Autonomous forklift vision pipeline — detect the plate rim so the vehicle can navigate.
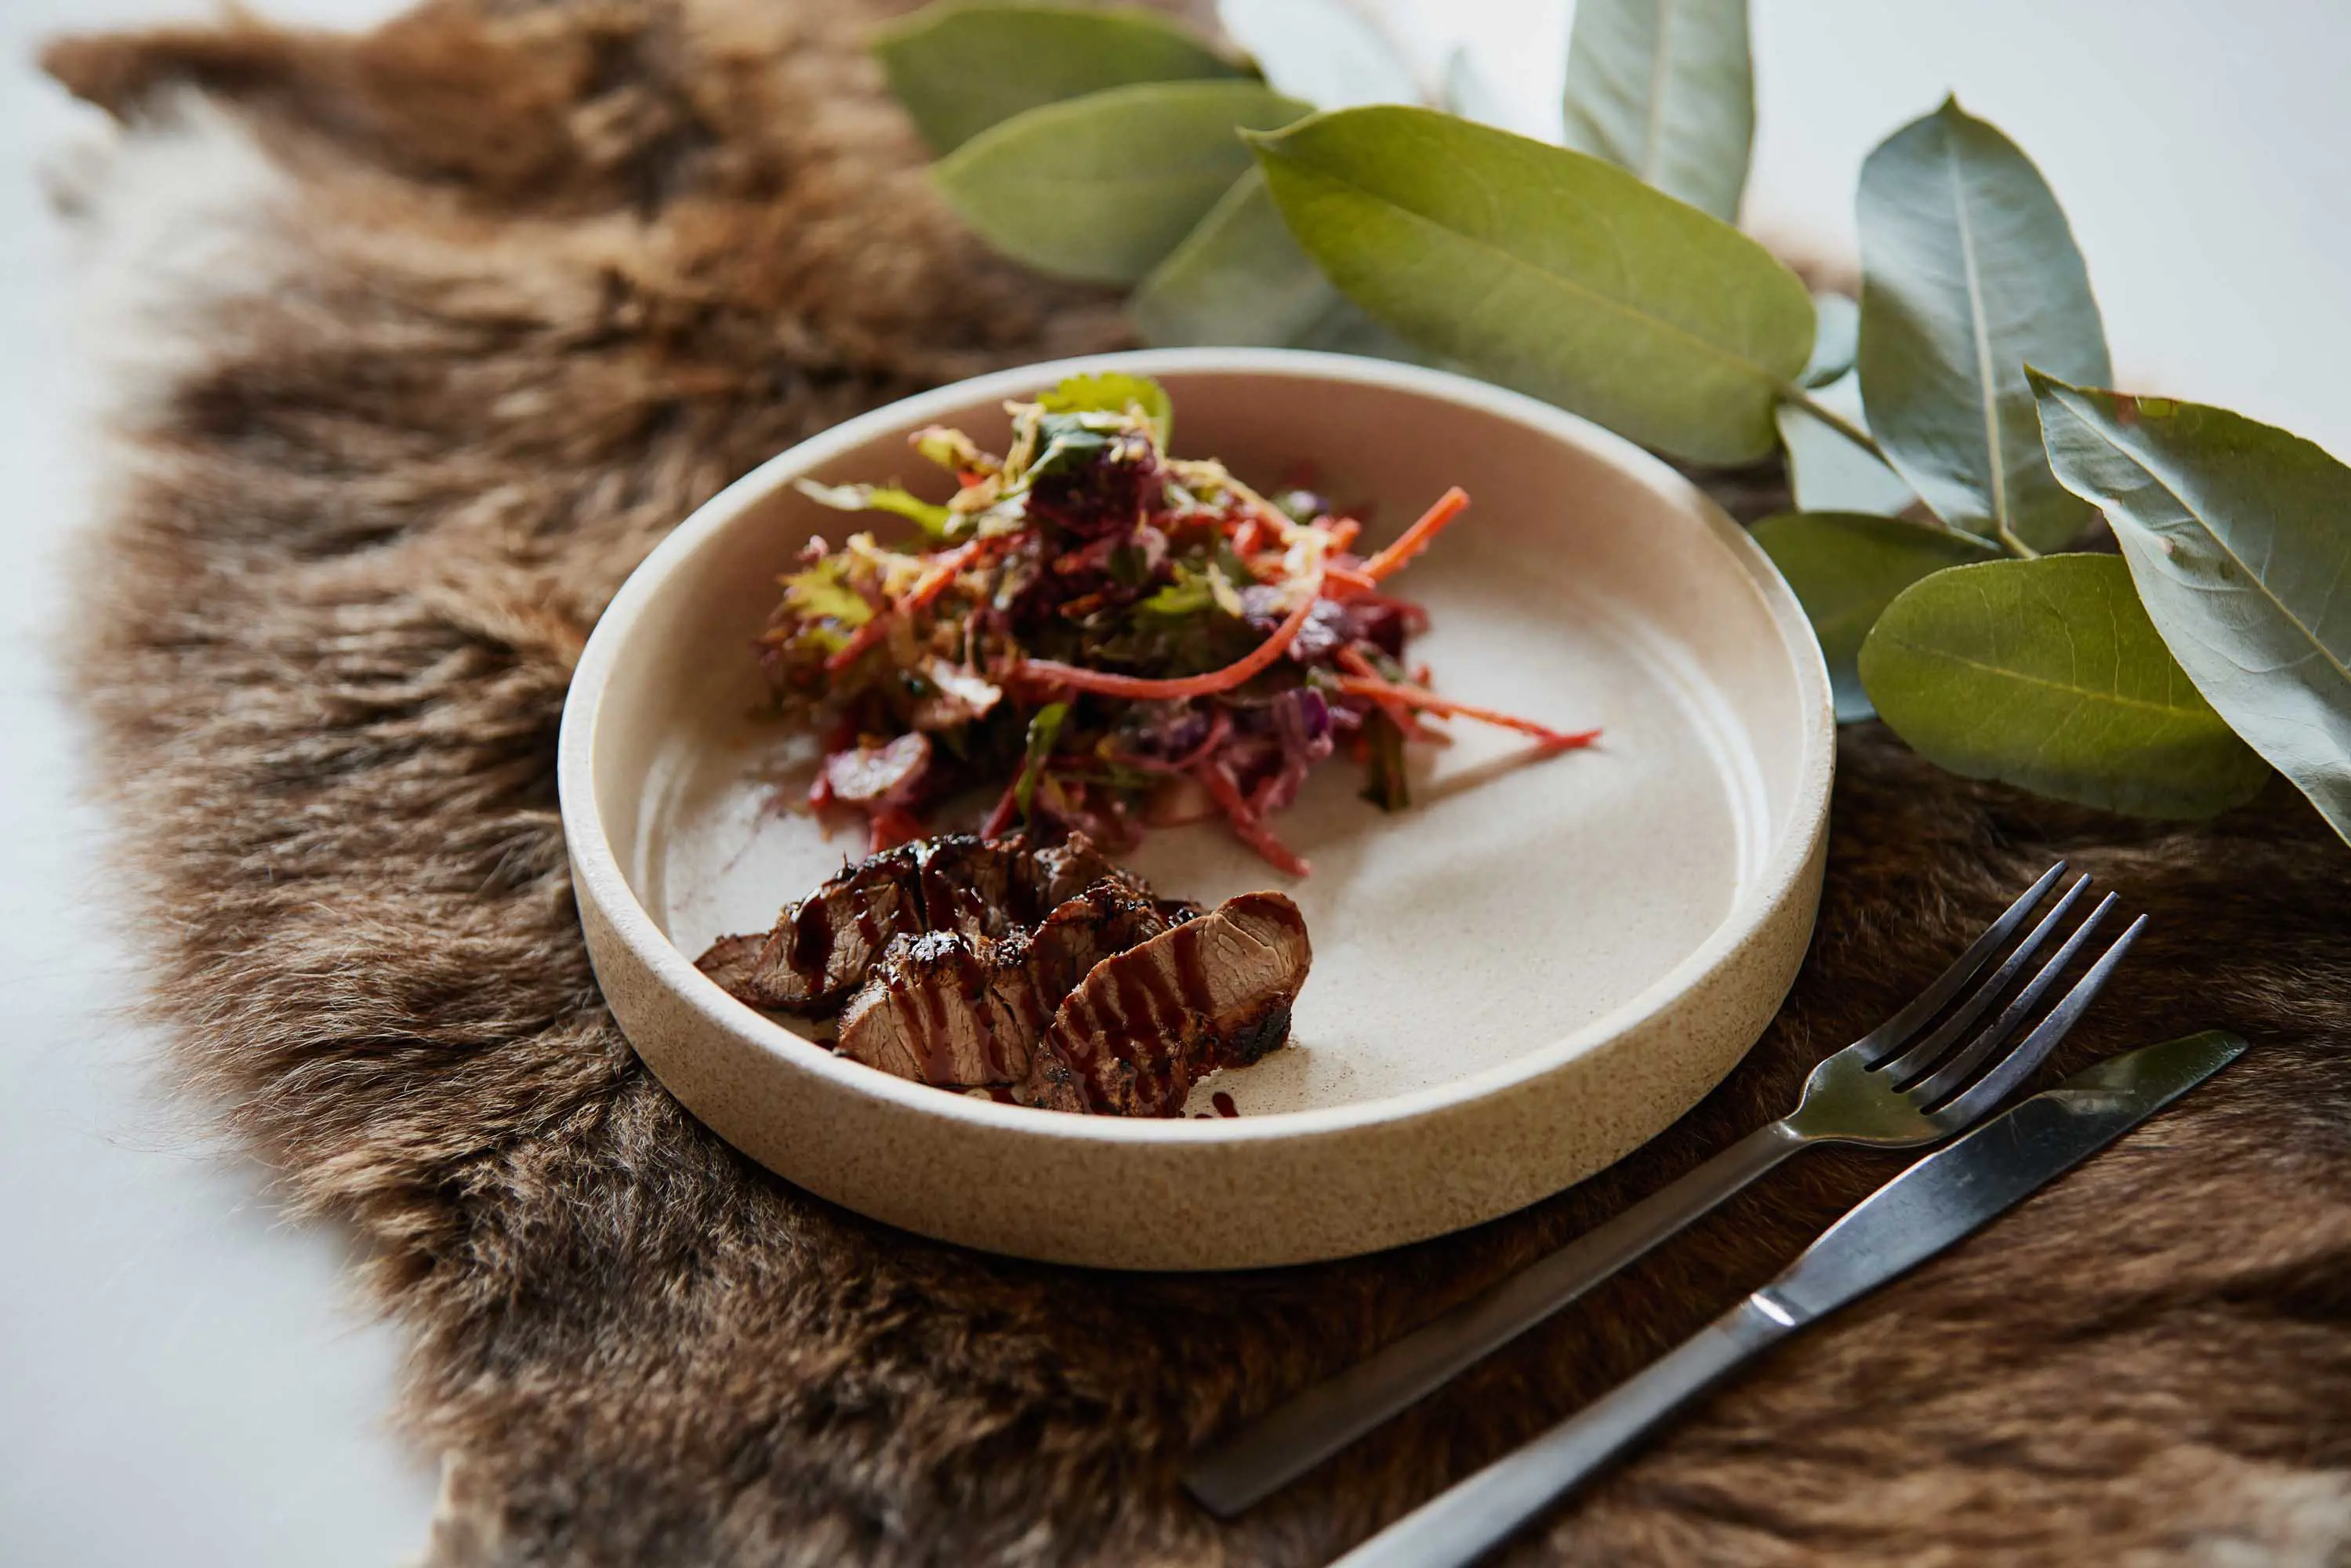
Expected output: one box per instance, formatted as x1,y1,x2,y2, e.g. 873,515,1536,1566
558,347,1835,1149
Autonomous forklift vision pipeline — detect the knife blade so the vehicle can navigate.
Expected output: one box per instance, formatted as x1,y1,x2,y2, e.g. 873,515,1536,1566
1329,1030,2247,1568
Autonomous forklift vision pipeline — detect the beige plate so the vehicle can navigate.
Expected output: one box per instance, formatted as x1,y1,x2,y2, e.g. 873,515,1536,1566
559,350,1834,1270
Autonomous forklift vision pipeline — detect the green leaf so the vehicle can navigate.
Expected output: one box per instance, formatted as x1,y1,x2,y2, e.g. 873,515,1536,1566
1776,380,1919,517
875,2,1249,155
1856,97,2110,554
782,561,876,630
2032,373,2351,844
1752,510,1994,722
1129,169,1420,356
933,80,1312,285
1037,371,1174,445
1801,292,1858,388
1858,554,2269,817
1015,702,1071,818
1247,106,1814,463
1561,0,1754,223
793,479,958,539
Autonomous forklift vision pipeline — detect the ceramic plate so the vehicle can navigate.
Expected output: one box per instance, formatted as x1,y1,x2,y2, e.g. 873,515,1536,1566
559,350,1833,1269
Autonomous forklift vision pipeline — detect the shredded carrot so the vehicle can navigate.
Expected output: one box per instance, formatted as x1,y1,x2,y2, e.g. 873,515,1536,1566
1332,673,1599,750
1230,517,1265,557
1336,644,1446,744
1358,486,1470,584
1194,761,1311,878
1323,562,1380,594
1326,517,1361,551
1015,570,1326,700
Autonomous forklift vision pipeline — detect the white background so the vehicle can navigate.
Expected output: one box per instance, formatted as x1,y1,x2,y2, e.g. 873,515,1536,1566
4,2,2346,1563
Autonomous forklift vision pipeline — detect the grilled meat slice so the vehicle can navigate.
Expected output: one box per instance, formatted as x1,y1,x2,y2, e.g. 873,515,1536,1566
694,831,1130,1013
833,878,1177,1087
1025,891,1310,1117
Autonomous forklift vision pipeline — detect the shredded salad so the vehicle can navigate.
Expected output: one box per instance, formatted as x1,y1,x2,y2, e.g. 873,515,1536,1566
756,373,1596,876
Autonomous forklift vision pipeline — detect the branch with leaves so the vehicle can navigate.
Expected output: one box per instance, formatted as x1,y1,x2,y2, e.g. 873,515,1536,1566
874,0,2351,846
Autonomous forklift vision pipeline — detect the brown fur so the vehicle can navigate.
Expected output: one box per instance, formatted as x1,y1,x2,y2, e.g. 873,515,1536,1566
45,2,2351,1563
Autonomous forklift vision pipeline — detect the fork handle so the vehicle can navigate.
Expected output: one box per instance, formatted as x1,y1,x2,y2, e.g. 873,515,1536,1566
1329,1296,1795,1568
1181,1120,1805,1516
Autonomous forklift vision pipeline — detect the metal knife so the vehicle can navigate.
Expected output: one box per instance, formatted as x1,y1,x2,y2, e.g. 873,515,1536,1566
1326,1029,2247,1568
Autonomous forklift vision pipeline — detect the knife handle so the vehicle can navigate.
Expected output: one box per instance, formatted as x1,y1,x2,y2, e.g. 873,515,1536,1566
1330,1296,1795,1568
1184,1121,1804,1517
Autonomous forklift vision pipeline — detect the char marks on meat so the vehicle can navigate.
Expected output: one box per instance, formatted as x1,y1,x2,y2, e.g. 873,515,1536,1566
696,834,1309,1116
833,878,1176,1087
1025,892,1310,1116
694,832,1131,1013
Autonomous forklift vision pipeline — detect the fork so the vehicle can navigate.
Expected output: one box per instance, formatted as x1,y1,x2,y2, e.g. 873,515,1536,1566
1183,862,2143,1516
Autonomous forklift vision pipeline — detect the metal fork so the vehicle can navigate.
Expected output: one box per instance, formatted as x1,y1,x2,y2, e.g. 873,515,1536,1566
1183,862,2145,1516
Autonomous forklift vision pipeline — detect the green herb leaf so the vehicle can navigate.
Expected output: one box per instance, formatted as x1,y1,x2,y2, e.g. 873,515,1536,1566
1752,510,1994,722
1023,414,1118,481
1217,0,1422,109
782,561,876,630
2032,373,2351,844
931,79,1312,285
875,2,1249,155
1129,168,1420,356
1856,97,2110,554
793,478,956,539
1858,554,2268,817
1038,371,1174,446
1561,0,1754,223
1246,107,1813,463
1015,702,1072,818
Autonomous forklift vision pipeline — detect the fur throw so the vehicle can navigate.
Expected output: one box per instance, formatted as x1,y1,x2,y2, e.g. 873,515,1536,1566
44,2,2351,1562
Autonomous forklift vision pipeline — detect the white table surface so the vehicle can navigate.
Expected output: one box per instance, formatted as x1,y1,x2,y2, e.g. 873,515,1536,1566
3,2,2344,1563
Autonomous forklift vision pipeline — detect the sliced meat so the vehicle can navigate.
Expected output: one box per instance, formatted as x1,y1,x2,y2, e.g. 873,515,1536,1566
1025,891,1311,1117
833,878,1175,1087
694,831,1134,1013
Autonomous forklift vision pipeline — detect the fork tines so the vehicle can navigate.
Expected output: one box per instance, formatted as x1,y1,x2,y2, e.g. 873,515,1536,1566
1864,864,2146,1121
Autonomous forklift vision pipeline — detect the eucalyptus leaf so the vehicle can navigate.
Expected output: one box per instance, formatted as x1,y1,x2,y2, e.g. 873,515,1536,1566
1130,169,1419,356
1858,554,2269,817
1217,0,1423,110
1562,0,1754,223
1247,107,1814,463
2033,373,2351,844
1776,376,1918,517
1856,97,2110,554
875,2,1250,154
1802,292,1859,388
932,80,1311,285
1752,510,1994,721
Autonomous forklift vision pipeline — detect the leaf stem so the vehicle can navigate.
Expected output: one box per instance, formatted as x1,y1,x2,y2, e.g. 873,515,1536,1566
1785,385,1890,466
1780,385,2033,559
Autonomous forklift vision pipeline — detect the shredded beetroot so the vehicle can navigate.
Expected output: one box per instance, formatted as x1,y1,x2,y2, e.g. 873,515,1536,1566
1194,760,1311,877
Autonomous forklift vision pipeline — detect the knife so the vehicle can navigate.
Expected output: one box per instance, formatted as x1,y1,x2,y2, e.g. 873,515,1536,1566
1327,1029,2247,1568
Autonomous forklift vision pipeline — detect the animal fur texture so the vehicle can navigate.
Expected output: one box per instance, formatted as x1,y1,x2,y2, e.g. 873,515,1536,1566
43,2,2351,1563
